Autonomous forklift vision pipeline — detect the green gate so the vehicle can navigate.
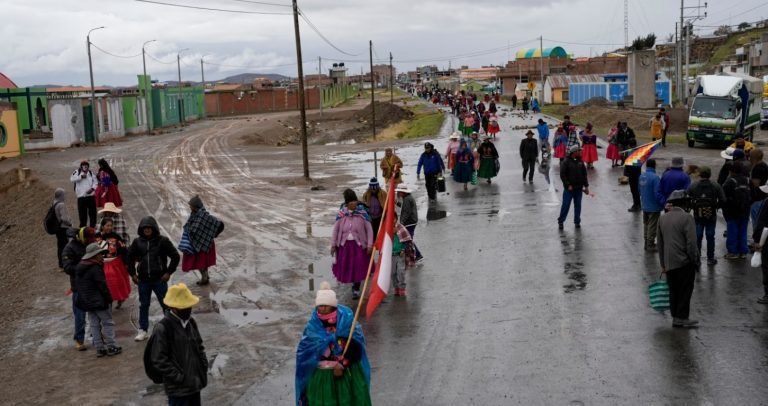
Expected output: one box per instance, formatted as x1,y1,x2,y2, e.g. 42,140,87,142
83,105,94,143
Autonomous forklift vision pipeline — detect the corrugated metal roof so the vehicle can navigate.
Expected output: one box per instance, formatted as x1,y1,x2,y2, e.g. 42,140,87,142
547,74,603,89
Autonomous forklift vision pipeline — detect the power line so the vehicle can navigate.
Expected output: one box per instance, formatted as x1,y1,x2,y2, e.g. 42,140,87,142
146,53,176,64
134,0,292,14
543,38,625,46
223,0,290,7
90,43,142,59
298,8,359,56
203,59,309,69
707,3,768,25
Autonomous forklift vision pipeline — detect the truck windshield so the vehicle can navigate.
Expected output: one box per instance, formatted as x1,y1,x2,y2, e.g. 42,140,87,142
691,97,737,119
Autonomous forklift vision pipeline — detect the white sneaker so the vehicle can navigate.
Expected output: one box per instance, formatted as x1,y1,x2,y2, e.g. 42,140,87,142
134,330,148,341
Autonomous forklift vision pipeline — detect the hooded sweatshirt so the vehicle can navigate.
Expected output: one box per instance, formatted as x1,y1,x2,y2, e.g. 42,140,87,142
53,188,72,228
127,216,180,281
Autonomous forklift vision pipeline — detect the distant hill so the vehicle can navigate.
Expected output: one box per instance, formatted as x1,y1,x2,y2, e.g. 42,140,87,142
164,73,289,87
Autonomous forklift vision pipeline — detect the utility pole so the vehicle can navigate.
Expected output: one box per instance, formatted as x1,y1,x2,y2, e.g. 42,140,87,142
87,26,105,143
292,0,310,180
200,57,206,91
624,0,629,49
539,35,544,104
142,40,156,134
370,40,376,141
679,0,684,105
176,48,189,125
681,1,707,107
389,52,394,104
318,56,323,117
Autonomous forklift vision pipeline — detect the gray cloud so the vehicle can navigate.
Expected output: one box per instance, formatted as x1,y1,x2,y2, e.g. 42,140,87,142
1,0,764,86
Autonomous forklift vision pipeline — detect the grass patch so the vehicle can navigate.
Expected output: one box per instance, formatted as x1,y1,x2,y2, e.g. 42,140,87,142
376,111,446,141
706,27,767,70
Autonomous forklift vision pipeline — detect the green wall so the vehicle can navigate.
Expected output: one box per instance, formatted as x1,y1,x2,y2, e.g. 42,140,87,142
0,88,49,135
121,96,140,131
152,86,204,128
322,84,356,108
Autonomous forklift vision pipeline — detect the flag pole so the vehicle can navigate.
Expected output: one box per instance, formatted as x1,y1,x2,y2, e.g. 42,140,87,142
619,139,661,155
342,166,399,356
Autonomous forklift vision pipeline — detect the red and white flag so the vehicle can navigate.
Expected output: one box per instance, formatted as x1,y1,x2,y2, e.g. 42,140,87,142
365,172,398,318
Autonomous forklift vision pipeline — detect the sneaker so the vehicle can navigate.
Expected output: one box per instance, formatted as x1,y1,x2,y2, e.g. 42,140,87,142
673,319,699,328
724,253,739,260
134,330,148,341
738,253,748,259
415,257,424,264
757,295,768,304
96,347,108,358
529,180,533,184
575,224,581,229
106,345,122,356
627,206,641,212
558,223,564,230
707,258,718,266
74,340,87,351
352,290,361,300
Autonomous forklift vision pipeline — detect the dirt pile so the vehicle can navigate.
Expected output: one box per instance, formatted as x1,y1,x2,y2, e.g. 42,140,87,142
353,102,414,129
0,174,60,329
548,104,689,133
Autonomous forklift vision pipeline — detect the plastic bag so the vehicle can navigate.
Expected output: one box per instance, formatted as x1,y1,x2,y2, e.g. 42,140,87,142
471,171,478,185
751,252,761,268
648,279,670,312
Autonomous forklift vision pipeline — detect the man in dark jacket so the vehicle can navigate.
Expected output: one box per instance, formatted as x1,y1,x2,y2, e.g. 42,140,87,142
396,183,422,261
128,216,181,341
659,157,691,206
558,145,589,229
658,190,700,328
148,283,208,405
688,167,726,266
76,243,122,357
520,130,538,184
416,142,445,202
62,226,97,351
722,161,751,259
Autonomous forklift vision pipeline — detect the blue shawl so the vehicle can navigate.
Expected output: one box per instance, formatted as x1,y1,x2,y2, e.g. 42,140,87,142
295,304,370,405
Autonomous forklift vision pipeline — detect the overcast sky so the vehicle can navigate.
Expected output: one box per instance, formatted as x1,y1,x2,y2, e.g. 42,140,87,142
2,0,766,87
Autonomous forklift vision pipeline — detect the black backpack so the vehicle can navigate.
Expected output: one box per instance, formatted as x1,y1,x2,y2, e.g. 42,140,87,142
690,183,718,221
726,177,751,215
43,202,61,235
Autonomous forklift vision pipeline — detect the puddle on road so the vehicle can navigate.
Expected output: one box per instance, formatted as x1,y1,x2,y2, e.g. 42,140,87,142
563,261,587,293
426,208,448,221
325,139,357,146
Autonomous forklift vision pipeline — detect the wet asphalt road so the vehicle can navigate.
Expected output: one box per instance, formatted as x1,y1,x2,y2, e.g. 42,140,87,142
239,106,768,405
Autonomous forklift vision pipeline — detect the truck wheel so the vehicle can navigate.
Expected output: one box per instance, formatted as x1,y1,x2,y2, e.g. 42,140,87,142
687,140,695,148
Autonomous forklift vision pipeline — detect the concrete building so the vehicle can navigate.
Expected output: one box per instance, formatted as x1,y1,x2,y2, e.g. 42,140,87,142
543,74,603,104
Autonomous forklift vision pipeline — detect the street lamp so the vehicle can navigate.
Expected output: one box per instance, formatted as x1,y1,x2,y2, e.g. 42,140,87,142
87,26,105,143
142,40,156,133
177,48,190,125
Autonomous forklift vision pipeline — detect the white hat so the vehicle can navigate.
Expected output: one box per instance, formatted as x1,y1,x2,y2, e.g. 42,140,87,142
395,183,412,193
315,281,337,307
449,132,460,140
760,184,768,194
98,202,122,214
721,147,736,160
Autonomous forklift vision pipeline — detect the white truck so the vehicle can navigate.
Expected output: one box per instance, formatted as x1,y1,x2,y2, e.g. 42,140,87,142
687,73,762,148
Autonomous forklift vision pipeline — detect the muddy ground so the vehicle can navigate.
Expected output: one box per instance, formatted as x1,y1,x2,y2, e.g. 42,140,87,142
234,99,414,147
0,94,447,405
545,100,689,135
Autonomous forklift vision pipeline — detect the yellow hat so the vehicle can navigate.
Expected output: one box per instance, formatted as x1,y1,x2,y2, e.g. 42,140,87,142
163,283,200,309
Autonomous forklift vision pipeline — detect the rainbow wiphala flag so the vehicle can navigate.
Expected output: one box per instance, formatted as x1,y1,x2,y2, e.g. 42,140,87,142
622,140,662,167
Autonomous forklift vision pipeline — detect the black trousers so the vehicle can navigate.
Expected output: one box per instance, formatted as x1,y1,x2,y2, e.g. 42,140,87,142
628,174,641,207
56,227,69,268
667,263,696,320
762,265,768,296
425,173,438,200
77,196,97,228
522,159,536,181
371,217,381,239
662,129,668,147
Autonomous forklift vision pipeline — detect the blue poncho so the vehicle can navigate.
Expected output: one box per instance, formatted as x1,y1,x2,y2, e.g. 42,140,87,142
295,304,370,405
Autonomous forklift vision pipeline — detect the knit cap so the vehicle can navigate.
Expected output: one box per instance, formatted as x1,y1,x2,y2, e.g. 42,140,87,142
315,281,338,307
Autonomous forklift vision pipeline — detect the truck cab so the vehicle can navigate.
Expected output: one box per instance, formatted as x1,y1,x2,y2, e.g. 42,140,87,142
687,73,762,148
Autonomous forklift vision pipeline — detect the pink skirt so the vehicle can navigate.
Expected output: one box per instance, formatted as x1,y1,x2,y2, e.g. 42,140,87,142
332,240,371,284
104,258,131,301
182,240,217,272
582,144,598,163
606,144,621,160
